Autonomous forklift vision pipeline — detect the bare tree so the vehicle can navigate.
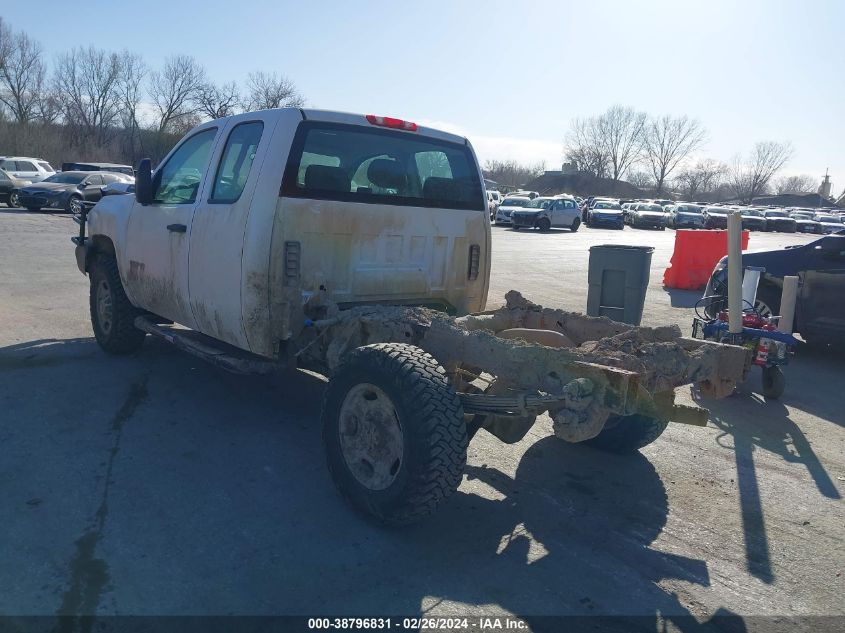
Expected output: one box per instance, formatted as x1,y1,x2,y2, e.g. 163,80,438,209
244,71,304,111
149,55,206,134
596,105,647,181
774,173,817,195
675,159,726,200
482,159,546,187
197,80,241,120
116,51,147,164
53,46,123,146
627,170,656,191
644,115,706,193
0,28,46,124
34,90,62,124
728,141,793,204
565,117,609,178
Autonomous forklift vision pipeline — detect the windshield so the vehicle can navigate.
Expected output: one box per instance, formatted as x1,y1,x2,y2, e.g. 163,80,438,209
742,209,763,217
501,198,530,207
791,212,813,219
43,173,85,184
595,202,621,209
816,215,841,222
526,198,554,208
706,207,728,215
640,204,663,211
766,211,787,218
677,204,702,213
37,162,54,172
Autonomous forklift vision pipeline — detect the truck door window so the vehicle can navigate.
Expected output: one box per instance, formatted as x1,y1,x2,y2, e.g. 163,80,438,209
153,128,217,205
282,122,484,211
210,121,264,203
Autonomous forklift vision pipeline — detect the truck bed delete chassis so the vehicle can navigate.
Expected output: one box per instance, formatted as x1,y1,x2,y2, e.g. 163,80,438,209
295,291,749,444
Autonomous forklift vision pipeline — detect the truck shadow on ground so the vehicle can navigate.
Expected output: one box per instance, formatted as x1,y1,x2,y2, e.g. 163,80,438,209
1,336,746,632
664,288,705,309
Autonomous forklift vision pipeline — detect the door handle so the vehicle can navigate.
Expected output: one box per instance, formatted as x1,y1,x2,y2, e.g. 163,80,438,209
167,224,187,233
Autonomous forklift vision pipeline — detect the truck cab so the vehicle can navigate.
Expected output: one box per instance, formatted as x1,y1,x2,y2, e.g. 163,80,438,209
77,109,490,359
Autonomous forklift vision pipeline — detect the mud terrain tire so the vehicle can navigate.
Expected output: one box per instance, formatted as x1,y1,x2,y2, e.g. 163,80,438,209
582,413,668,454
322,343,468,526
89,255,146,354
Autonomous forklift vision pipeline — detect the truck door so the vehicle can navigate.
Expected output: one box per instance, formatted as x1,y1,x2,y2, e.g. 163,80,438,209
187,116,272,348
123,126,219,327
797,236,845,341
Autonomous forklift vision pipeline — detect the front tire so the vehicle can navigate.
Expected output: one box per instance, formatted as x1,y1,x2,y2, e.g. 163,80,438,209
89,255,146,354
322,343,468,525
581,413,668,454
538,218,551,232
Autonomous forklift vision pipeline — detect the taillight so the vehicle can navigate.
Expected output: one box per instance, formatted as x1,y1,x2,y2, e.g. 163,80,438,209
366,114,418,132
468,244,480,281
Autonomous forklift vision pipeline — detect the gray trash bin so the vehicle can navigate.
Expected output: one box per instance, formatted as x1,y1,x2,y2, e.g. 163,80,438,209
586,245,654,325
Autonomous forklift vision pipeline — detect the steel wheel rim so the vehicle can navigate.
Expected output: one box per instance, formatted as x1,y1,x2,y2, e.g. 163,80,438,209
754,299,773,317
97,279,113,334
338,383,404,491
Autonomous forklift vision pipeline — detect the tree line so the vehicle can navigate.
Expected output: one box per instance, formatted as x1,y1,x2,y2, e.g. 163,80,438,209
485,104,815,203
0,16,305,167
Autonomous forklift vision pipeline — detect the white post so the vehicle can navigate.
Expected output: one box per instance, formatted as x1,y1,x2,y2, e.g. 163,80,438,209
778,276,799,333
727,212,743,334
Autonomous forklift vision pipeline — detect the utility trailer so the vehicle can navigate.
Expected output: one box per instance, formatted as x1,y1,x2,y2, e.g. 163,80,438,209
71,108,750,525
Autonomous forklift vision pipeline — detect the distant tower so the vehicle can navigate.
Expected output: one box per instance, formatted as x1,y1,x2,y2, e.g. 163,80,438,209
818,169,832,198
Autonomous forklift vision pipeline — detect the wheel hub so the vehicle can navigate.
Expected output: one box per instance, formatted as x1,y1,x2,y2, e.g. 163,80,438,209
338,383,404,491
97,279,113,334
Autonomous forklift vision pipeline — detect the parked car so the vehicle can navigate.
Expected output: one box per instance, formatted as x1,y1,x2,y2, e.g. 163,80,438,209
626,202,666,229
494,196,531,225
511,195,581,232
586,200,624,229
0,167,32,207
60,162,135,177
14,171,131,213
788,209,822,234
0,156,55,183
652,198,673,208
763,209,797,233
100,181,136,197
812,212,844,234
702,206,729,229
666,203,704,229
738,207,767,231
703,232,845,346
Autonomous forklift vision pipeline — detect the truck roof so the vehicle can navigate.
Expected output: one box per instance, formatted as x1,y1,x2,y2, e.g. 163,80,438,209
202,107,470,148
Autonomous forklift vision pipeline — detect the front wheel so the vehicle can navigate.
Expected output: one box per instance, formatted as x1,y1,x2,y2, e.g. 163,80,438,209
538,218,551,232
322,343,468,526
581,413,668,453
570,218,580,232
89,255,146,354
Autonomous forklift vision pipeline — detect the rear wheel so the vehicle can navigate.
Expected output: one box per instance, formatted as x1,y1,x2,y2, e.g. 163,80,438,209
322,343,468,525
581,414,668,453
89,255,146,354
570,217,580,232
67,194,83,214
9,192,20,208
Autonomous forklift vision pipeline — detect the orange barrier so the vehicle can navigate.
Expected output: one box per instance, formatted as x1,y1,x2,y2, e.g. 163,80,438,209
663,229,750,290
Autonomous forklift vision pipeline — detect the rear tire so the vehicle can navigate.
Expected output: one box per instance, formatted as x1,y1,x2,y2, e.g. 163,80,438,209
9,192,20,208
89,255,146,354
570,218,580,232
322,343,468,526
67,194,82,214
582,414,668,454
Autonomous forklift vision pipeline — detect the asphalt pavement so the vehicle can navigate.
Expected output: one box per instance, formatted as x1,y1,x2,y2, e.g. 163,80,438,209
1,208,842,631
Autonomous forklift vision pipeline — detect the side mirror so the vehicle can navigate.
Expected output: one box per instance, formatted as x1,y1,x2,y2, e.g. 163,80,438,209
135,158,153,205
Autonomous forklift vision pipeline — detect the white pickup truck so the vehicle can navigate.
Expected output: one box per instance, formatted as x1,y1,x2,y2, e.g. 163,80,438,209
72,108,747,525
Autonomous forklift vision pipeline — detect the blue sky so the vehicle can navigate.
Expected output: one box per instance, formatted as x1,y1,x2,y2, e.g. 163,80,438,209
3,0,842,193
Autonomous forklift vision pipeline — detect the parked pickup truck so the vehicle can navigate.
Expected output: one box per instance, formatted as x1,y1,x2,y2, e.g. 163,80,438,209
72,108,748,525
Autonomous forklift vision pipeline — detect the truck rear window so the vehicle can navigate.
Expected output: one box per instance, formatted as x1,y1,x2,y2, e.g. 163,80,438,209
281,122,484,211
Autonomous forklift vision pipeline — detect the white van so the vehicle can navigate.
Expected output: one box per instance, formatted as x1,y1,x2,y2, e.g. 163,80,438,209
0,156,55,182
